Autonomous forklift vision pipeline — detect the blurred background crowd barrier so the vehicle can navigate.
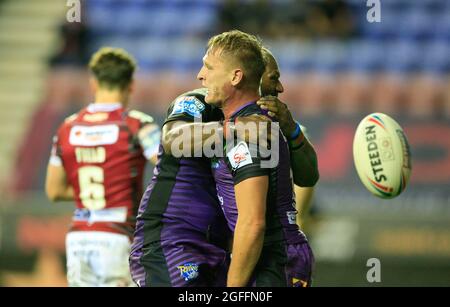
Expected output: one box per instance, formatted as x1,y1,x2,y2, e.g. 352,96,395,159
0,0,449,286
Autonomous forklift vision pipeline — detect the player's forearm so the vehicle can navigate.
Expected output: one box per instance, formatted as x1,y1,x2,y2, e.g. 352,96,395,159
45,165,75,202
290,139,319,187
227,220,265,287
279,118,297,141
46,185,74,202
295,185,314,228
163,122,222,156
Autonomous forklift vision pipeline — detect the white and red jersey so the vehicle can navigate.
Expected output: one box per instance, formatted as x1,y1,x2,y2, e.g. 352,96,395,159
49,103,160,237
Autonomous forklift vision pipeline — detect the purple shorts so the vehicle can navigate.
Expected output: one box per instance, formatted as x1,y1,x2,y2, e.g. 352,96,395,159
250,241,315,287
130,239,229,287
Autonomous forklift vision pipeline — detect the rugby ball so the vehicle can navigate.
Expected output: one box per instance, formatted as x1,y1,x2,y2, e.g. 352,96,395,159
353,113,412,199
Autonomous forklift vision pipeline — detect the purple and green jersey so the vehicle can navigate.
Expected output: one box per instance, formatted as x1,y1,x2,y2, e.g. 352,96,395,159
130,89,229,287
211,102,307,246
211,102,313,286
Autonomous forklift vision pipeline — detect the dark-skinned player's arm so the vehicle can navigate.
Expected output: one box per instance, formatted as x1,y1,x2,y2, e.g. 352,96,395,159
162,120,222,156
162,117,270,157
161,94,271,157
160,93,225,157
227,175,268,287
257,96,319,187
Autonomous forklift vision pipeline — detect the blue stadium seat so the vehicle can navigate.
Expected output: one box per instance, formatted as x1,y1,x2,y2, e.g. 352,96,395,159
422,40,450,75
273,42,315,73
382,40,422,74
434,11,450,41
346,40,384,73
310,41,347,75
396,8,437,40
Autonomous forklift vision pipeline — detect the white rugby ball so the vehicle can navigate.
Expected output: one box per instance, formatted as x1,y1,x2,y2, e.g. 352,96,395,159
353,113,412,199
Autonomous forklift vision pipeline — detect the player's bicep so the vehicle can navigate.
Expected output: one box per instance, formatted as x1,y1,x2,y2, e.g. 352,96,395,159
234,176,268,225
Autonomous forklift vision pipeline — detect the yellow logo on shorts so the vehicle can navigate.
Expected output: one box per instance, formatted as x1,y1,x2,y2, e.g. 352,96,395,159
292,277,308,287
177,262,199,281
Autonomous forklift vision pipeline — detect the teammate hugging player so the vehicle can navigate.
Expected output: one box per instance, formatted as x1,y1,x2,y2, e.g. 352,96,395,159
197,30,316,287
129,88,231,287
136,30,319,287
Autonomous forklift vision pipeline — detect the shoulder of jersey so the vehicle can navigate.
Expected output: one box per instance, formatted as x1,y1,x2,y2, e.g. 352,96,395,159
128,110,155,124
175,88,207,103
238,103,261,117
64,113,79,123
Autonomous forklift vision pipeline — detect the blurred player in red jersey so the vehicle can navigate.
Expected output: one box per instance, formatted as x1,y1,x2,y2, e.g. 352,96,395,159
45,47,160,286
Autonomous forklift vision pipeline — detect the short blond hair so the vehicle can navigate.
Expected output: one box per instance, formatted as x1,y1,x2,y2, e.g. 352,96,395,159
89,47,137,90
207,30,265,90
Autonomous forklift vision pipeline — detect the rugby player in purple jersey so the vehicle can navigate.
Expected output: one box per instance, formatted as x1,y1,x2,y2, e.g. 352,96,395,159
129,88,231,287
131,30,318,287
197,31,317,287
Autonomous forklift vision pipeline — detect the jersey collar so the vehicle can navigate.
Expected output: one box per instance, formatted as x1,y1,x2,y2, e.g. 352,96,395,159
87,103,122,113
229,101,257,120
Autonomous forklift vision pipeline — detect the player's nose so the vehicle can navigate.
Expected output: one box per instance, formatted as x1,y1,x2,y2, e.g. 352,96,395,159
277,82,284,94
197,67,205,81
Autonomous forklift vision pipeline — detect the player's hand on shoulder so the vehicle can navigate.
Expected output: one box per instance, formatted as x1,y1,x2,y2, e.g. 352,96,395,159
257,96,297,137
230,115,272,149
257,96,282,118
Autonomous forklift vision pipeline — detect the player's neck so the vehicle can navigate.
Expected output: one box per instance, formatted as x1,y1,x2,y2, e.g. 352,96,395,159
94,89,127,106
223,90,260,120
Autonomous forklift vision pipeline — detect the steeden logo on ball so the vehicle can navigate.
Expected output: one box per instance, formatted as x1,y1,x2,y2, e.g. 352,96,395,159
353,113,412,199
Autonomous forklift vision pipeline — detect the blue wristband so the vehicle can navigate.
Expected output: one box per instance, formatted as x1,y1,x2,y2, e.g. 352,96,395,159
290,122,302,140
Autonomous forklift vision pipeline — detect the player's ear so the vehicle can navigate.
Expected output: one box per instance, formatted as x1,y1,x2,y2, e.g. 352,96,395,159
231,69,243,87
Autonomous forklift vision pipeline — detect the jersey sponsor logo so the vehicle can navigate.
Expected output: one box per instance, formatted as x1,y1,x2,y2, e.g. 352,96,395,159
286,211,297,225
69,125,119,146
177,262,199,281
171,96,205,118
82,113,109,122
227,141,253,170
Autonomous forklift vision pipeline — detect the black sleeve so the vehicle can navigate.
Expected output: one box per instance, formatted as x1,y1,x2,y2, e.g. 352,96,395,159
163,95,211,126
224,139,271,185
